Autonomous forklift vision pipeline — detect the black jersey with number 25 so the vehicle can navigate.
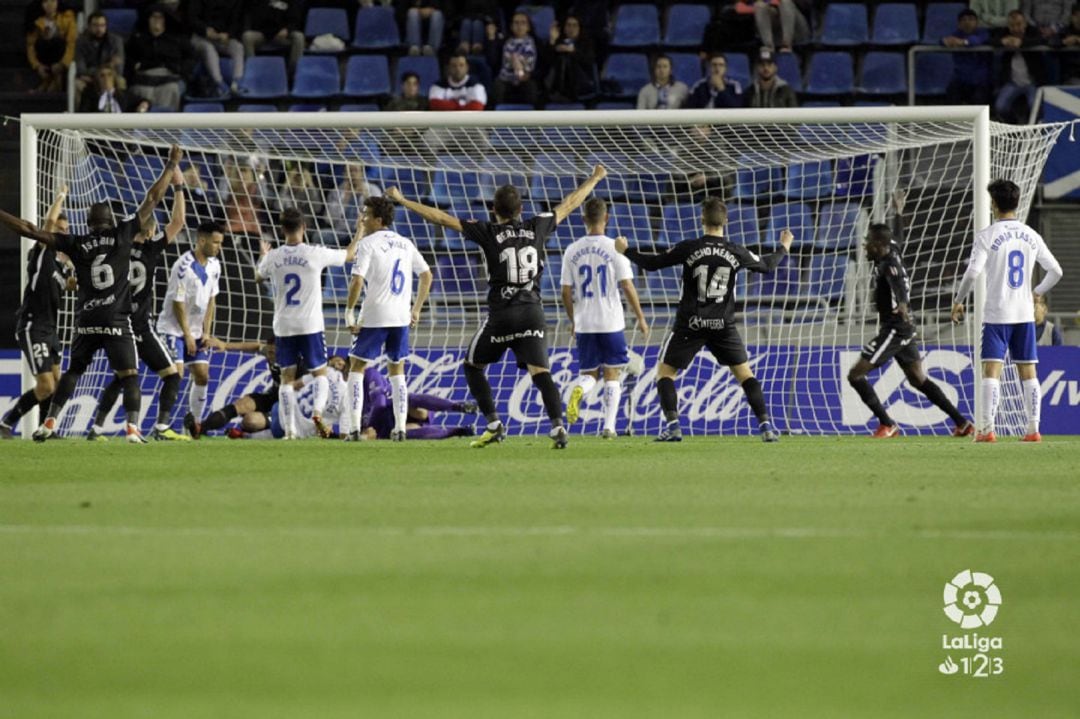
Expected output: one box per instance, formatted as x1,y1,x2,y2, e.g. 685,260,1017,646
54,215,140,328
626,235,788,329
460,213,557,311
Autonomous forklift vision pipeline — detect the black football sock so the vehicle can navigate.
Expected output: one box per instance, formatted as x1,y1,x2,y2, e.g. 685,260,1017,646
94,376,122,427
37,397,52,423
157,373,181,427
657,377,679,422
202,403,239,432
48,372,79,419
120,374,142,426
849,376,893,426
740,376,769,424
2,390,41,426
463,364,498,423
916,377,967,426
530,370,564,428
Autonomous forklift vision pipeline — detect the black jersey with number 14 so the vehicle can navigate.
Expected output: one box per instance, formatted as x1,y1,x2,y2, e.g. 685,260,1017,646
626,235,788,330
54,215,140,329
460,213,557,311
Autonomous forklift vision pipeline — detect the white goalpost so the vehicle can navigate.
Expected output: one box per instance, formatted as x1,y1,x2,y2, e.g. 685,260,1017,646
17,108,1066,439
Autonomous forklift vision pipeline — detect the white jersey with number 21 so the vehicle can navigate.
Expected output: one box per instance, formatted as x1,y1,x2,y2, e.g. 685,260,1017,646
257,243,347,336
967,219,1060,324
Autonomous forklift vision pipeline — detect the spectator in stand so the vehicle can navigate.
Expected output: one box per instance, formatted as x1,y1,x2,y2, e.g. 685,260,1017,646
385,71,429,110
1021,0,1073,40
942,8,992,106
1034,293,1065,346
429,51,486,110
541,14,595,104
637,54,689,109
402,0,444,56
746,47,797,108
221,155,267,239
242,0,305,73
687,53,744,108
25,0,77,93
993,9,1046,123
271,162,326,230
75,12,125,108
454,0,498,55
79,65,128,112
324,163,382,239
188,0,244,95
126,5,192,111
1058,5,1080,84
971,0,1019,29
490,11,539,108
183,163,222,223
746,0,811,53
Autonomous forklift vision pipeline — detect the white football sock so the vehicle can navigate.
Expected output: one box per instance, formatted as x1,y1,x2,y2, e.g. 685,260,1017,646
981,378,1000,434
575,374,597,396
279,384,297,438
390,374,408,433
1021,377,1041,435
189,382,208,420
602,380,621,433
312,374,329,416
347,372,364,434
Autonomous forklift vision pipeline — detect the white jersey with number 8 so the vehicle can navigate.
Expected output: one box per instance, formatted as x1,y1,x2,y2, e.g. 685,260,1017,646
967,220,1061,324
352,229,430,328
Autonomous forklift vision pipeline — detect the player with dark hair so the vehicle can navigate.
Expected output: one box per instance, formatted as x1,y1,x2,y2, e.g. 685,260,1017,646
615,197,791,442
952,179,1063,442
387,163,607,449
87,169,190,441
0,186,73,438
342,195,432,442
846,222,973,438
0,144,183,442
200,332,280,434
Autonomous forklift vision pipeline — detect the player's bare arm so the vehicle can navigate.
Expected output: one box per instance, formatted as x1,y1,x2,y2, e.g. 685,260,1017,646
344,214,364,264
387,186,463,231
553,164,606,224
254,239,271,283
202,297,216,346
164,170,186,242
411,269,433,328
43,184,67,232
560,284,575,332
173,300,196,356
138,144,183,227
779,229,794,252
0,209,59,248
619,279,649,336
344,274,365,333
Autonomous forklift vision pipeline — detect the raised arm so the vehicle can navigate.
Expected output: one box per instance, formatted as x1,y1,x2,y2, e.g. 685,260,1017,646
0,209,58,248
344,216,364,264
164,170,186,242
43,185,68,232
554,164,607,224
386,186,462,231
742,230,793,273
137,144,183,228
614,234,688,271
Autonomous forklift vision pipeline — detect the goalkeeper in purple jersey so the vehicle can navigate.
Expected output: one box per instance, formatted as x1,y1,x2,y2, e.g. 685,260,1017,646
357,367,477,440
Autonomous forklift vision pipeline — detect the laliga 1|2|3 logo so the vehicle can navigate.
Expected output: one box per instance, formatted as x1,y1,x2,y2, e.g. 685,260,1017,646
938,569,1004,678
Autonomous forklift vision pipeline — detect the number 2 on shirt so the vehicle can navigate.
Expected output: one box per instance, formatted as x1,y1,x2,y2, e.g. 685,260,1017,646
578,264,608,298
283,272,302,306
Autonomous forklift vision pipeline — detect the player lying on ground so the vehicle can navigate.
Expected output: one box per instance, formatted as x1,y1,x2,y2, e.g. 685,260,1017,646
951,179,1063,443
353,367,477,440
615,197,791,442
0,144,183,443
560,197,649,439
388,164,608,450
236,358,349,439
197,334,279,436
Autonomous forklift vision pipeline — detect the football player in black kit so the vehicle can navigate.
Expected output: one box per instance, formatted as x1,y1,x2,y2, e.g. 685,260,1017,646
0,187,74,438
615,197,792,442
845,223,973,439
0,144,183,443
387,164,607,449
86,169,190,441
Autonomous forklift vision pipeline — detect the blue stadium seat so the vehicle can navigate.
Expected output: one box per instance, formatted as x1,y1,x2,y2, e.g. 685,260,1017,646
726,203,761,246
660,203,700,246
552,211,587,249
236,103,277,112
394,206,439,250
344,55,391,97
430,157,484,206
516,5,555,37
102,8,136,36
668,52,703,87
545,102,587,111
591,152,669,203
732,163,783,201
612,4,661,47
395,55,440,96
602,53,651,98
530,154,581,205
382,164,430,203
871,3,918,45
339,103,381,112
288,104,326,112
746,257,799,298
815,202,862,250
764,202,813,249
725,52,752,88
802,253,848,300
805,52,854,95
915,52,953,95
352,6,400,50
478,160,528,203
495,103,534,111
859,52,906,95
821,4,868,45
644,265,682,299
922,3,966,44
433,254,484,299
784,160,835,200
292,55,341,99
664,4,710,48
835,155,875,197
304,8,349,42
237,56,288,99
322,266,350,301
609,204,654,247
775,52,802,92
184,102,225,112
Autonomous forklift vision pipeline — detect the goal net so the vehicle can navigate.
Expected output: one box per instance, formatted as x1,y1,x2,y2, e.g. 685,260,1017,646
19,109,1065,438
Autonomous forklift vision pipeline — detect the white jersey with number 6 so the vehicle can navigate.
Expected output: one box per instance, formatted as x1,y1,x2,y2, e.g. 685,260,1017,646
560,234,634,333
156,250,222,339
352,229,430,328
967,220,1061,324
257,243,347,336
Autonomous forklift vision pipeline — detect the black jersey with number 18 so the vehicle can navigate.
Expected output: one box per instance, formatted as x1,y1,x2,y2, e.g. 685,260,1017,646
460,213,557,312
54,215,140,329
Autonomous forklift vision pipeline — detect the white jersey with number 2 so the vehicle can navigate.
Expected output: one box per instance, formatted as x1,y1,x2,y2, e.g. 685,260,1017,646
257,243,347,336
967,219,1061,324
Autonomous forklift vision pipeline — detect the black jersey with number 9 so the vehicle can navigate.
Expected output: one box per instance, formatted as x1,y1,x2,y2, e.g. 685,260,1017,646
129,229,169,331
460,213,557,311
54,215,140,328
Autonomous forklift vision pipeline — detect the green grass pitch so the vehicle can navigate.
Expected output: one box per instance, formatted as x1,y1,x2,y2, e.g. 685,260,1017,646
2,435,1078,718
